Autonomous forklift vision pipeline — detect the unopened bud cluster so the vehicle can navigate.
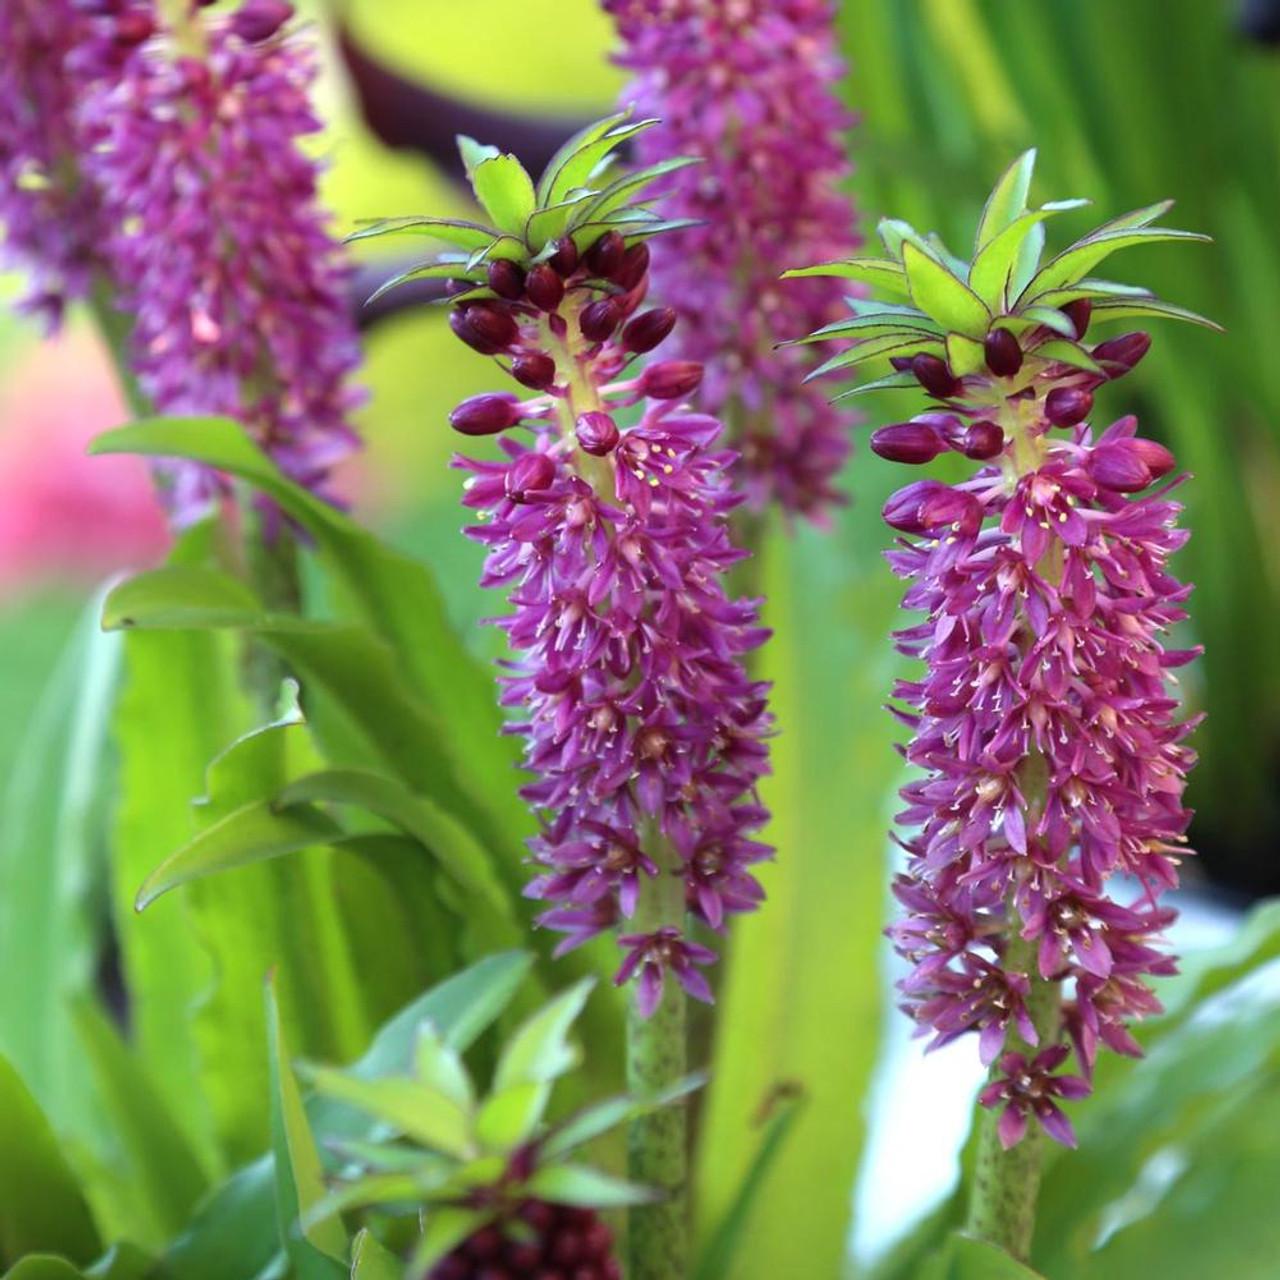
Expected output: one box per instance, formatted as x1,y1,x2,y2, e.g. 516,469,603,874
450,227,773,1015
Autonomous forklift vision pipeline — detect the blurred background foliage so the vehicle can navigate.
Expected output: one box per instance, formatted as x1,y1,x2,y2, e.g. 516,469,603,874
0,1,1278,1277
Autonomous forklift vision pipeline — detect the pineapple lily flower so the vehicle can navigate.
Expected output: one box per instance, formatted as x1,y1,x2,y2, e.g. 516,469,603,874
789,150,1216,1259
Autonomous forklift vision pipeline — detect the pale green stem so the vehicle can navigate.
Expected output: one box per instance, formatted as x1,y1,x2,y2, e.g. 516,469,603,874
545,309,691,1277
626,852,689,1280
962,389,1064,1261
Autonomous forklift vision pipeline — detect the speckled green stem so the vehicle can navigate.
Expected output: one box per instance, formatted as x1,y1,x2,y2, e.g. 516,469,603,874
627,856,689,1280
965,930,1061,1261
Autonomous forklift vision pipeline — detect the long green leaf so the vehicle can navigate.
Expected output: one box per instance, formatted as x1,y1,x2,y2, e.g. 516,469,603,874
0,1054,100,1266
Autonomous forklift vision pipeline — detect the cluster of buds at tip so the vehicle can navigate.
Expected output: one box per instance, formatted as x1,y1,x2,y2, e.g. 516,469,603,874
605,0,862,520
362,116,773,1012
799,151,1217,1147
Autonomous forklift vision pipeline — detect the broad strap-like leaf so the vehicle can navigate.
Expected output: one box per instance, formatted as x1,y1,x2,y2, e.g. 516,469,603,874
525,1164,660,1208
968,201,1088,307
1034,338,1105,374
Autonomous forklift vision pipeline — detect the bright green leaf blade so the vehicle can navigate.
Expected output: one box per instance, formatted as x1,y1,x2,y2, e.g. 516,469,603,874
350,1229,403,1280
159,1156,279,1280
70,1000,209,1245
782,258,912,301
539,116,659,207
969,204,1086,307
535,113,627,203
1088,298,1224,330
90,420,533,882
273,769,513,919
1022,227,1211,300
946,333,987,376
0,1053,101,1267
902,242,990,337
576,156,701,227
365,260,478,306
134,800,344,910
2,1260,84,1280
300,1069,472,1159
526,1164,659,1208
265,981,349,1278
494,979,595,1092
471,154,537,237
0,593,121,1149
1021,305,1078,337
414,1027,474,1111
808,335,942,381
409,1207,487,1275
346,217,497,248
831,370,921,399
916,1233,1047,1279
691,1092,804,1280
456,135,500,178
540,1075,703,1164
1034,338,1105,373
974,149,1037,251
474,1082,550,1151
1092,198,1176,235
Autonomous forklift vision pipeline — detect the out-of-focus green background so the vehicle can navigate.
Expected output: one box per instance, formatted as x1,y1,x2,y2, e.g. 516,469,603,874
2,2,1278,1276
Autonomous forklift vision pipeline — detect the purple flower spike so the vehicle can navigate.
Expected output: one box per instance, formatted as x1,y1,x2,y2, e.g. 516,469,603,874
0,1,106,328
79,8,363,524
603,0,861,521
427,142,774,1013
801,156,1211,1147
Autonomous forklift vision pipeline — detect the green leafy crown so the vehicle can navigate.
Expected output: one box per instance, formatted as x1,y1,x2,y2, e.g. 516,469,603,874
350,111,699,304
785,148,1219,397
301,974,697,1273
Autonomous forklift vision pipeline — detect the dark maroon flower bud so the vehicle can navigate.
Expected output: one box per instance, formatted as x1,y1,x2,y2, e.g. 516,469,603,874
622,307,677,353
550,235,580,276
526,263,565,312
1087,441,1153,492
230,0,294,43
444,278,472,296
883,480,981,535
870,422,946,464
1044,386,1093,427
1063,298,1092,340
889,356,915,372
962,419,1005,460
113,11,155,44
580,298,621,343
450,392,522,436
613,242,650,290
911,353,960,398
486,258,525,301
511,351,557,391
586,230,626,278
1092,331,1151,377
505,452,557,502
983,328,1023,377
576,411,620,456
451,302,517,354
640,360,703,400
1131,437,1176,479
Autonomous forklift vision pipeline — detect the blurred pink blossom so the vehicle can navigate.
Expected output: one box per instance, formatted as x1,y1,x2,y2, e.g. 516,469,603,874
0,330,169,598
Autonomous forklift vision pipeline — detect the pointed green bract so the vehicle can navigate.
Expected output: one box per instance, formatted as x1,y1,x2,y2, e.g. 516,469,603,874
790,152,1215,397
